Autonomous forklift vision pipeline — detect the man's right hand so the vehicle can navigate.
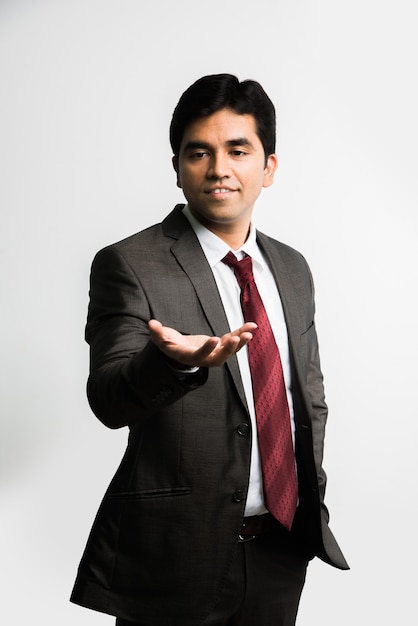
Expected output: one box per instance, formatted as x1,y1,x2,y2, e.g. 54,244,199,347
148,319,257,368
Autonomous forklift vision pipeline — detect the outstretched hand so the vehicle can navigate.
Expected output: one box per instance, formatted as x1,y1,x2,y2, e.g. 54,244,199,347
148,319,257,368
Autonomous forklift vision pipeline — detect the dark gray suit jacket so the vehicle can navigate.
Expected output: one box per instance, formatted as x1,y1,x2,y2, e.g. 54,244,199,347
71,204,348,624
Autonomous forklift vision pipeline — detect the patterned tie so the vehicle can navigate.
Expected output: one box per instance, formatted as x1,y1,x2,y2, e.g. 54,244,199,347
222,251,298,531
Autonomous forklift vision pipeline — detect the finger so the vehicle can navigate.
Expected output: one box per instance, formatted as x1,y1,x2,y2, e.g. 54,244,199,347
234,331,254,353
148,319,167,346
148,320,183,356
230,322,257,337
220,325,255,350
148,319,163,333
203,335,241,367
190,336,221,365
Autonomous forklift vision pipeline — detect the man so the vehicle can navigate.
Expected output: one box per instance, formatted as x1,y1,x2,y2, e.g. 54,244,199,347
71,74,348,626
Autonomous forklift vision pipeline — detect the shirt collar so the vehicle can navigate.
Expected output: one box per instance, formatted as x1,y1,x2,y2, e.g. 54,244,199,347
182,204,266,271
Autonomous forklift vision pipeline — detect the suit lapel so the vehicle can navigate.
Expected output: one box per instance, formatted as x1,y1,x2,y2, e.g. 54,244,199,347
256,231,307,388
162,206,248,411
256,233,303,333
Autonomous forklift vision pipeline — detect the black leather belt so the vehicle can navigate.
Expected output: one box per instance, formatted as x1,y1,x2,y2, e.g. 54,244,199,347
238,513,276,542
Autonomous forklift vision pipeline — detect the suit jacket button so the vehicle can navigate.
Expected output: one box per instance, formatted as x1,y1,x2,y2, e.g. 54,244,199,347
232,490,245,503
236,423,249,436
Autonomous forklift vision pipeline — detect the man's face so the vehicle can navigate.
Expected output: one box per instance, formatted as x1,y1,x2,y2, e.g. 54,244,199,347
173,109,277,245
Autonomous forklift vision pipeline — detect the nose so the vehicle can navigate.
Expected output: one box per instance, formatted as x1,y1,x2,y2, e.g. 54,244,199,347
207,152,231,179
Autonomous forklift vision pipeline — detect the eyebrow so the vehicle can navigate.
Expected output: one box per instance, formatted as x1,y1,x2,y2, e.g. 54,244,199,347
182,138,254,152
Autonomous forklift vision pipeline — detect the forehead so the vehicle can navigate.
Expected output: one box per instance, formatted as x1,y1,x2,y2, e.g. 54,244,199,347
180,109,260,148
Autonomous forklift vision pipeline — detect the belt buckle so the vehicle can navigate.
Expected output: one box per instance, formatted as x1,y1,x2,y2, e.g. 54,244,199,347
238,533,256,543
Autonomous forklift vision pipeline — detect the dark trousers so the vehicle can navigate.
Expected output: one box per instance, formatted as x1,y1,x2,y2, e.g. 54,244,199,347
116,523,308,626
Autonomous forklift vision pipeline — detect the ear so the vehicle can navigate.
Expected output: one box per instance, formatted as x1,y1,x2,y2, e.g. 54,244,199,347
172,156,182,188
263,153,278,188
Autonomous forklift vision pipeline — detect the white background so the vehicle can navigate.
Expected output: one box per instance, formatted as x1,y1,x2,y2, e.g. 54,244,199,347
1,1,417,624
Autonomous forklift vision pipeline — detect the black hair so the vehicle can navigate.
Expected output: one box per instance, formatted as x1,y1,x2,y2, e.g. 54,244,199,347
169,74,276,159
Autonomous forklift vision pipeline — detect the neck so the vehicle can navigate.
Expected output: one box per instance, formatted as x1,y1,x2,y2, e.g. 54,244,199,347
184,204,253,250
194,218,252,250
213,227,250,250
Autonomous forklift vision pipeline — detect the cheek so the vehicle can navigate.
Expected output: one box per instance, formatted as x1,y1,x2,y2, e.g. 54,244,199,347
178,166,199,189
245,171,268,193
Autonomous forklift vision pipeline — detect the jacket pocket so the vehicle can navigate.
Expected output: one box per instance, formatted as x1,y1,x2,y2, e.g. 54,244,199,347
106,487,191,500
298,321,315,378
300,320,315,338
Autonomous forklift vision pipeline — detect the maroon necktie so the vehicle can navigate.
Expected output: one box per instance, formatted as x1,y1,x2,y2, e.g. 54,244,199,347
222,251,298,531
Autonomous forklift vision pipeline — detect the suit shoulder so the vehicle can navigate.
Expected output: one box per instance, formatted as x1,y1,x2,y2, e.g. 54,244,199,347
92,205,188,263
86,226,165,286
256,230,310,268
91,223,172,273
100,222,163,254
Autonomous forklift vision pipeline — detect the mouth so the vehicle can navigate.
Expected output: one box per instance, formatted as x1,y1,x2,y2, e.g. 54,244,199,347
205,187,236,196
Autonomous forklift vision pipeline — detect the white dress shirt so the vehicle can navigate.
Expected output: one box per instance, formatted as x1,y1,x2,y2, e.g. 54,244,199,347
183,205,295,517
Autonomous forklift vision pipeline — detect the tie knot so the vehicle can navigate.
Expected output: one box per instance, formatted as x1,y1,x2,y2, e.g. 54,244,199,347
222,251,254,289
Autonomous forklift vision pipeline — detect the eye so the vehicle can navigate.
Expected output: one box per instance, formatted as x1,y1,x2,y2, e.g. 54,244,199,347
190,151,208,160
231,150,247,157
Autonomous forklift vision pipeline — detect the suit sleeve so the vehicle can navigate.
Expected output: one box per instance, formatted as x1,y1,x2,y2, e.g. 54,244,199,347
84,246,207,429
303,263,330,513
